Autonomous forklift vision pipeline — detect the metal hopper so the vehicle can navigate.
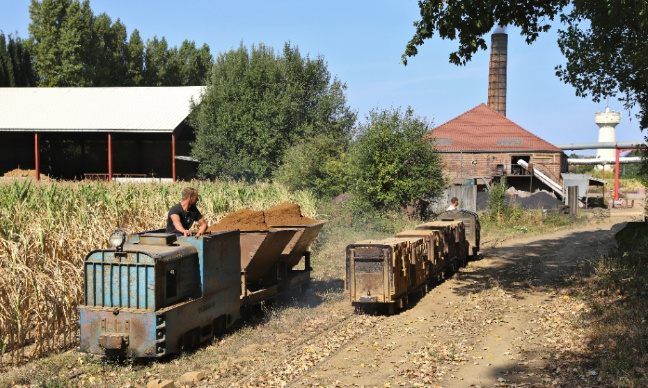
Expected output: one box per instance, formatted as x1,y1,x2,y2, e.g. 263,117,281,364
268,221,327,268
239,229,297,287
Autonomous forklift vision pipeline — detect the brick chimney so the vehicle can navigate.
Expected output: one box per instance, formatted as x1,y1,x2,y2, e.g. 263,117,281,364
488,33,507,116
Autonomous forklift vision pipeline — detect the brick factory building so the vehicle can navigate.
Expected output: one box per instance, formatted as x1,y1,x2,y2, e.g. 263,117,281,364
427,103,568,192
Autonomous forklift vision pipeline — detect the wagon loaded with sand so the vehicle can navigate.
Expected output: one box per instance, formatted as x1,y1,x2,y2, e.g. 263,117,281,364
206,202,326,305
78,202,325,358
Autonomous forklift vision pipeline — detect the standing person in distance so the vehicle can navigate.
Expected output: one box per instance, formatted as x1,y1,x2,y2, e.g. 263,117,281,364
447,197,459,211
166,187,207,237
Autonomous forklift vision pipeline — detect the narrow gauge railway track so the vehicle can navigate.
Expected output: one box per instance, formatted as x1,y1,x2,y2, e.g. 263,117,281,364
234,311,387,387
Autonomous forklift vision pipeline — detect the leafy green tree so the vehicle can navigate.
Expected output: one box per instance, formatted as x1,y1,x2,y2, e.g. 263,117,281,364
0,34,8,86
0,32,36,87
402,1,648,129
348,107,444,211
125,29,144,85
173,41,213,86
191,42,356,181
274,133,351,198
28,0,94,86
28,0,213,87
86,13,128,86
142,36,169,86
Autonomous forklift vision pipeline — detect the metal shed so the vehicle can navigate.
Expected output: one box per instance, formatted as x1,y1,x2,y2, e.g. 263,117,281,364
0,87,204,181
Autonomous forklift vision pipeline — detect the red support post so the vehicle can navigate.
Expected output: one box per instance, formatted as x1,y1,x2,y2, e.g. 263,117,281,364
34,132,40,181
614,147,621,200
172,133,176,182
108,133,113,182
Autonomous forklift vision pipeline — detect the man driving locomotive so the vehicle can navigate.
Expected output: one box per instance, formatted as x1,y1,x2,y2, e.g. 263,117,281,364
166,187,207,237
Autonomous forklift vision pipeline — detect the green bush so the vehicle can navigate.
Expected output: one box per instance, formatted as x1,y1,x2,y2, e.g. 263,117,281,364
348,107,444,212
274,133,350,198
485,178,510,223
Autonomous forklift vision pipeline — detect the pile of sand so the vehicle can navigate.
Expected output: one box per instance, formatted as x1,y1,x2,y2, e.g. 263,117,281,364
207,208,268,232
207,202,319,232
2,168,52,181
264,202,318,226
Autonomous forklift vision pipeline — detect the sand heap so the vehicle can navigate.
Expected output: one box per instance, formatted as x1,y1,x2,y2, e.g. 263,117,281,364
207,202,319,232
264,202,318,226
207,208,268,232
3,168,52,181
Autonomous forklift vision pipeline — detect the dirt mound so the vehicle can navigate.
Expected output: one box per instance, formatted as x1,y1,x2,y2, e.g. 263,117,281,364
207,203,320,232
265,202,318,226
477,190,563,211
511,191,563,210
3,168,51,181
207,208,268,232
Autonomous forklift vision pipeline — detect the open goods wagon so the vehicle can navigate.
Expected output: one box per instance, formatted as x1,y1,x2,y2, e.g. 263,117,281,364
346,210,480,314
78,220,325,358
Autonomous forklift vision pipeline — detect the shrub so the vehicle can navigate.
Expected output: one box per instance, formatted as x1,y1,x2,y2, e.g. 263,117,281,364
348,107,444,212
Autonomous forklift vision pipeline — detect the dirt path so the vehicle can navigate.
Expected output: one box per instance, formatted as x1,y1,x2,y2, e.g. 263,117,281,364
279,220,626,388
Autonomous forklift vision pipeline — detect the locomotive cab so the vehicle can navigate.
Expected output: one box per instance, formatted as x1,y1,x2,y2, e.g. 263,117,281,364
79,229,240,358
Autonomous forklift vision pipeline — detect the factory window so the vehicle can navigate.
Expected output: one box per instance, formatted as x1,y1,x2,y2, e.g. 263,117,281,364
511,155,530,175
166,268,177,298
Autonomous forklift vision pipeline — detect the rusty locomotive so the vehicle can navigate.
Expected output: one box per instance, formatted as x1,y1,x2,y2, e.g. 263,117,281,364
78,219,325,358
346,210,480,313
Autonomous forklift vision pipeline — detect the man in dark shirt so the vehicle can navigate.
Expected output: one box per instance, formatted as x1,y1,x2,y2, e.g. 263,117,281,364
166,187,208,237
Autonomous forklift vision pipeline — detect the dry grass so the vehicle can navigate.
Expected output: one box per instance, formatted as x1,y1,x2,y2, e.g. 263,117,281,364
0,179,317,367
575,222,648,386
480,207,587,243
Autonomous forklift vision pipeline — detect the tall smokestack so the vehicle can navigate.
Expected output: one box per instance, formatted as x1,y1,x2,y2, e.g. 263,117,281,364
488,32,507,116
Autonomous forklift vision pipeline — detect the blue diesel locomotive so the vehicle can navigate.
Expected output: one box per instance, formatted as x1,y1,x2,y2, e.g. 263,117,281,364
79,219,325,358
78,229,241,358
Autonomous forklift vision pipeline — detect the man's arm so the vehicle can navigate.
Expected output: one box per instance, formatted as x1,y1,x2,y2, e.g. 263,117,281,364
170,214,191,237
196,218,207,237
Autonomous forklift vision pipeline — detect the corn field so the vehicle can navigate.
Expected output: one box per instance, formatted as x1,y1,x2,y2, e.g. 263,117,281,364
0,179,317,366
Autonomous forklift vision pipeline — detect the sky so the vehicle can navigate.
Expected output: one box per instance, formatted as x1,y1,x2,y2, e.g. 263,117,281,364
1,0,643,156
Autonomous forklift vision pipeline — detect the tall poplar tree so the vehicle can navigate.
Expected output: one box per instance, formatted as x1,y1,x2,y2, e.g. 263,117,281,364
191,42,356,181
28,0,93,86
0,32,36,87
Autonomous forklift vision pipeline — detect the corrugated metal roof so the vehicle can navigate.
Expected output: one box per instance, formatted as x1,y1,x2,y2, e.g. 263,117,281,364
427,103,562,152
0,86,205,132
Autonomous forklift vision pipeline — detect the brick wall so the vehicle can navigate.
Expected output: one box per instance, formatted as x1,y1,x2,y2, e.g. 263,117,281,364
440,151,566,184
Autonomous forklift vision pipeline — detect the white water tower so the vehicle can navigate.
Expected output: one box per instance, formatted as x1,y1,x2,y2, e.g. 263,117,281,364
595,107,621,166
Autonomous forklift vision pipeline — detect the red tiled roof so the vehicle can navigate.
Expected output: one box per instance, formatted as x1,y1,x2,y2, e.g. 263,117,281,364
427,103,562,152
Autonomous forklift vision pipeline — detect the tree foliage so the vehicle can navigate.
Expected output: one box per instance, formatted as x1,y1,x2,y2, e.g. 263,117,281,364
274,133,351,198
403,0,568,66
0,32,36,86
27,0,213,86
556,0,648,128
348,107,444,211
402,0,648,129
190,42,356,181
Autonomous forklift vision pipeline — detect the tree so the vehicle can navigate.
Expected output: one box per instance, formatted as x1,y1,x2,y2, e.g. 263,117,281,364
28,0,213,87
28,0,94,86
348,107,444,211
401,1,648,128
0,32,36,86
125,29,144,85
274,133,351,198
85,13,128,86
190,42,356,181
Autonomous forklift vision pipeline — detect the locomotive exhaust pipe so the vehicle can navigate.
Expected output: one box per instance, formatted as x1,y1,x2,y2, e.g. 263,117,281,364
488,29,507,116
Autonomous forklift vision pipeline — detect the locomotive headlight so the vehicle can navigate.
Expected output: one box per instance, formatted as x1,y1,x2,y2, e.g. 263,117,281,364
109,229,126,251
